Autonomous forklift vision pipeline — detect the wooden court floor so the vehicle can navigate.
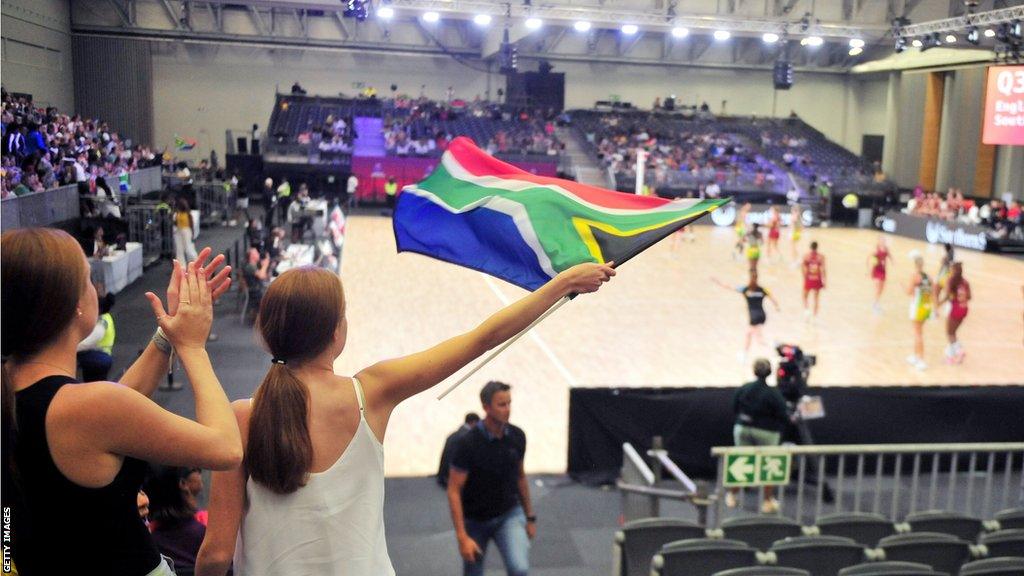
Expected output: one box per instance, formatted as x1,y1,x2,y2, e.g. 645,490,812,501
334,215,1024,476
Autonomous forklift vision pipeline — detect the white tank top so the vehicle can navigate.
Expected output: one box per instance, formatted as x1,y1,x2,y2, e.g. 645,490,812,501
234,377,395,576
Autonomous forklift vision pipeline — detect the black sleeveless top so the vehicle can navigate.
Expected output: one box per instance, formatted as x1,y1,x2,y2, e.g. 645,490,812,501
12,375,161,575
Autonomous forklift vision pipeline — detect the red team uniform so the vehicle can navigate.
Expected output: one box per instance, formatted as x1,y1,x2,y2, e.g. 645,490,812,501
804,252,824,291
950,279,971,321
871,247,889,281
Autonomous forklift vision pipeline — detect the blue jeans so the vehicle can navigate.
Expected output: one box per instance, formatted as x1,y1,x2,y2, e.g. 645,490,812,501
463,505,530,576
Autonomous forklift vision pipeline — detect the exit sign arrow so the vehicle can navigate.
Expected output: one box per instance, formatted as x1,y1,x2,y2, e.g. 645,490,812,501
727,455,755,483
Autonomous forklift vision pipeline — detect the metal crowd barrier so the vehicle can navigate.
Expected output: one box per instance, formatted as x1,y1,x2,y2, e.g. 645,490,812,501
618,438,708,525
0,184,80,231
1,166,164,232
196,182,235,225
711,443,1024,528
125,202,173,266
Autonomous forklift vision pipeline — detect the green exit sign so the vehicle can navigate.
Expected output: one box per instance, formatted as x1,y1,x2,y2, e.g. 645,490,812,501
723,452,791,487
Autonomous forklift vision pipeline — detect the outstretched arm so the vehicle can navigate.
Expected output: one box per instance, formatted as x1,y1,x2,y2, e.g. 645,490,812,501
356,263,615,426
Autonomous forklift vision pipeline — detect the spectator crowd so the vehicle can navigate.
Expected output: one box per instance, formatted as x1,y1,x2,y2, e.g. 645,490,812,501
907,186,1022,238
1,87,159,201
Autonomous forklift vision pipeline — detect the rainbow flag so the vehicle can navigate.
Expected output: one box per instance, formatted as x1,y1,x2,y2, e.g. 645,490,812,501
174,135,197,151
394,137,728,291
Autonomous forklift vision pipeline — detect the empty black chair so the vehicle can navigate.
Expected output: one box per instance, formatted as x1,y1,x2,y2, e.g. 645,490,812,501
654,538,758,576
722,515,804,551
959,557,1024,576
816,512,897,548
770,535,866,576
715,567,811,576
838,561,946,576
616,518,707,576
906,510,983,542
878,532,971,576
994,508,1024,531
979,529,1024,558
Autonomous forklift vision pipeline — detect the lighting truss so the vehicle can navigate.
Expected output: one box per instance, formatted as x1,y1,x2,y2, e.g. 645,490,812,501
387,0,887,39
898,5,1024,38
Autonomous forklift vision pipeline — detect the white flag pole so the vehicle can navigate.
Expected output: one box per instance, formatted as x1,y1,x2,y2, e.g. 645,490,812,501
634,149,646,195
436,295,571,400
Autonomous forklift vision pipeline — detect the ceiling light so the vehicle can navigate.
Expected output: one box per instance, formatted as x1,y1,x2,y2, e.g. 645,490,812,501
713,30,731,41
984,28,996,38
849,38,865,48
377,6,394,19
1011,20,1022,40
422,11,439,23
912,39,923,47
671,27,689,38
473,14,491,26
967,27,980,45
574,21,591,32
895,37,907,53
802,35,823,47
525,17,542,30
762,32,780,43
945,34,957,44
621,24,638,35
848,47,863,56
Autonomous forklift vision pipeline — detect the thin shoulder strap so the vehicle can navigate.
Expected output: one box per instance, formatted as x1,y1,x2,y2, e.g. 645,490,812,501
351,377,366,412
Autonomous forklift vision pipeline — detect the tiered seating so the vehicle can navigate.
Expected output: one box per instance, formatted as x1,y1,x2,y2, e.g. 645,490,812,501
959,556,1024,576
616,508,1024,576
653,538,758,576
569,108,887,198
876,532,972,575
905,510,984,542
721,516,804,551
980,529,1024,557
839,561,945,576
816,513,897,548
771,535,868,576
616,518,706,576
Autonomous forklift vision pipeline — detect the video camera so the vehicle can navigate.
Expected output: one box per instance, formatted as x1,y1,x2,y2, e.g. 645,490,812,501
776,344,816,403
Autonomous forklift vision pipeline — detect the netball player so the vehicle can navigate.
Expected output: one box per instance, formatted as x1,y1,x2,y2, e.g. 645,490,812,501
939,262,971,364
868,236,893,314
713,271,780,362
906,250,933,371
802,241,826,321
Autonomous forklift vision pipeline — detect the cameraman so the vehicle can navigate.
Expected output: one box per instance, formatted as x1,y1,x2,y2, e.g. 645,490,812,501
729,358,788,513
776,345,834,502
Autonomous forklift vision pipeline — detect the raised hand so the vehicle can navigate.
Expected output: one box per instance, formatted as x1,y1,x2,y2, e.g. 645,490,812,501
165,247,233,317
146,261,213,351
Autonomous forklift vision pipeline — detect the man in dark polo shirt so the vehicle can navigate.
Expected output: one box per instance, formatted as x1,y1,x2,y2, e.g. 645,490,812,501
447,381,535,576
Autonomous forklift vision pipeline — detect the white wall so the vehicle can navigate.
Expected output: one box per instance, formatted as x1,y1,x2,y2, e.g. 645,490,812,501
843,74,889,155
1,0,74,110
151,44,494,159
557,60,886,152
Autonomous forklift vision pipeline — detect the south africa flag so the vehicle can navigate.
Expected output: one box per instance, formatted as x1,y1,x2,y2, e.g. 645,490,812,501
394,137,728,291
174,135,197,151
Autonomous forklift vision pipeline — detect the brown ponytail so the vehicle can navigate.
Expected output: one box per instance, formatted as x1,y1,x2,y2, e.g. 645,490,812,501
246,266,346,494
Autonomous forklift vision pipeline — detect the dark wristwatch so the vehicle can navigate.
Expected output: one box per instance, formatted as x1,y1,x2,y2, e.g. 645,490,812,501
526,515,537,523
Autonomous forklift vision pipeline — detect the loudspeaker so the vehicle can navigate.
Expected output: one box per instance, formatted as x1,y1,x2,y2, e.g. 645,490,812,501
773,61,794,90
236,137,248,154
505,72,565,111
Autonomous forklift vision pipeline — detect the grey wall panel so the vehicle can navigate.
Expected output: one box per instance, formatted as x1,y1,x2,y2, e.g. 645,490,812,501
944,67,984,194
72,36,154,146
893,72,926,188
